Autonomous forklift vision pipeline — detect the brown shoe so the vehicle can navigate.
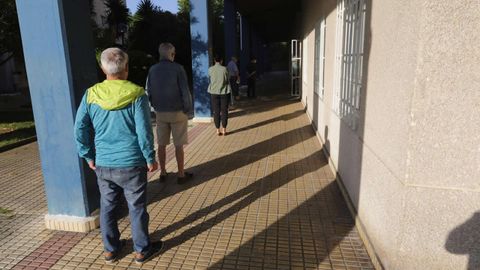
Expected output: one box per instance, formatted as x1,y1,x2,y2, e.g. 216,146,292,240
134,241,164,264
104,239,126,263
104,252,115,263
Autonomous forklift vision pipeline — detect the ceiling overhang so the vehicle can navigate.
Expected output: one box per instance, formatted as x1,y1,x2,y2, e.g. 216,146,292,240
234,0,301,43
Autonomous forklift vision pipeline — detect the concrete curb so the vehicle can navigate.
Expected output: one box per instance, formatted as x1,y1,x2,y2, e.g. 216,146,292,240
0,136,37,153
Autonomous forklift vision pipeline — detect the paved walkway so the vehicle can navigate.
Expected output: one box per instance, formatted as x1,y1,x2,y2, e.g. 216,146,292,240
0,76,374,269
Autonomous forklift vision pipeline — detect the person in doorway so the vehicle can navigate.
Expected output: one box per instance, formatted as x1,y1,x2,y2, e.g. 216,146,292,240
226,56,240,103
247,56,257,98
146,42,194,185
74,48,163,264
208,54,231,136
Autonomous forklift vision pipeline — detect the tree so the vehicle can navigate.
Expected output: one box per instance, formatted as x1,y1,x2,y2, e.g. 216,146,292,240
128,0,159,54
103,0,130,45
178,0,190,14
128,0,186,60
127,0,193,87
176,0,193,88
210,0,224,57
0,0,23,57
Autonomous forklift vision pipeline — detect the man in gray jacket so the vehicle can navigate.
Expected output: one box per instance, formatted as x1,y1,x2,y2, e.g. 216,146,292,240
146,43,193,184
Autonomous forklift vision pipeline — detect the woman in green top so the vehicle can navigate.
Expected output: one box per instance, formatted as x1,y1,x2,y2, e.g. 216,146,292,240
208,55,231,135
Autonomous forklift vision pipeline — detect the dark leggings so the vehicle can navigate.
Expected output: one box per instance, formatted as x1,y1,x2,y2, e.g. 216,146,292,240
229,77,239,97
211,94,230,129
247,79,256,98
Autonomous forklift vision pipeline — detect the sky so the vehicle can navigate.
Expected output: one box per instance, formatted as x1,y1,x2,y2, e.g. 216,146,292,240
126,0,179,14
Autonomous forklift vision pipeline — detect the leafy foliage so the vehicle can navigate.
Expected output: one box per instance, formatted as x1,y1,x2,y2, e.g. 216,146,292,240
125,0,192,86
127,50,156,86
210,0,224,58
128,0,175,58
178,0,190,14
3,0,224,89
104,0,129,35
0,0,22,56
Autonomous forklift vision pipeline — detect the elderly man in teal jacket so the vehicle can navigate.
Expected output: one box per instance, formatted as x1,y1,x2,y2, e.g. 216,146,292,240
74,48,162,264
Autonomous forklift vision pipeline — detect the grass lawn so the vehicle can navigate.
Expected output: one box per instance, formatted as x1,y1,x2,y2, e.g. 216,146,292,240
0,111,36,149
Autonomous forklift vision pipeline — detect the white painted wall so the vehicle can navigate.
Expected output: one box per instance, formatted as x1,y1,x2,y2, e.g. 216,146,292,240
300,0,480,269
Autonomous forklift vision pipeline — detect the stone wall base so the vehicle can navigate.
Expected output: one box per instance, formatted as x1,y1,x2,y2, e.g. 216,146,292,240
45,212,99,232
302,100,384,270
192,117,213,123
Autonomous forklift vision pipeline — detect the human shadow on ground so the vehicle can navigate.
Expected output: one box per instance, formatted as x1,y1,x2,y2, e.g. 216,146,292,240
115,96,311,209
149,148,355,269
113,93,314,264
228,96,298,119
116,124,314,227
207,180,356,269
113,125,318,262
148,122,314,200
226,109,304,136
445,212,480,270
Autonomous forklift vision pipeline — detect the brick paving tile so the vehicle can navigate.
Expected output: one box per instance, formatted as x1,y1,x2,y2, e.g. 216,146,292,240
1,82,374,269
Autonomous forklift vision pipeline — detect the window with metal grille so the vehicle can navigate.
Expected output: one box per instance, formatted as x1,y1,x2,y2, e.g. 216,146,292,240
314,17,326,99
291,40,302,96
333,0,366,130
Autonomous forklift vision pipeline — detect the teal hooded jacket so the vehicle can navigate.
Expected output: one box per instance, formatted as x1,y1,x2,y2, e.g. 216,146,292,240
74,80,155,167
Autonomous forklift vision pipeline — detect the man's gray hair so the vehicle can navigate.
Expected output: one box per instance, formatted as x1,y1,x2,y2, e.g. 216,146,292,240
158,43,175,60
100,48,129,75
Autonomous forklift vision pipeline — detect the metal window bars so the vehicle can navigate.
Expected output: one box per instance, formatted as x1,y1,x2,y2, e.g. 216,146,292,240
333,0,366,130
291,39,302,97
314,17,327,99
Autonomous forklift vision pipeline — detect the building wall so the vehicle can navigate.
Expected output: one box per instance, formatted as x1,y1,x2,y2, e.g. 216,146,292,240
300,0,480,269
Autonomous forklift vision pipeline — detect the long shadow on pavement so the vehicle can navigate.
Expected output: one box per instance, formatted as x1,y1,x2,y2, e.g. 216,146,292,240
226,109,303,136
148,123,314,204
148,149,358,269
207,180,357,269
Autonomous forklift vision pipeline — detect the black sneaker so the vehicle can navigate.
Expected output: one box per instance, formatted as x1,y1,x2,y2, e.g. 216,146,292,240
134,241,164,264
159,173,169,183
104,239,126,263
177,172,193,185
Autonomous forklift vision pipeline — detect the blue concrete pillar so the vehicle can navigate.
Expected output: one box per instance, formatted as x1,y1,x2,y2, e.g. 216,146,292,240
16,0,99,222
223,0,237,62
240,15,250,85
189,0,212,121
